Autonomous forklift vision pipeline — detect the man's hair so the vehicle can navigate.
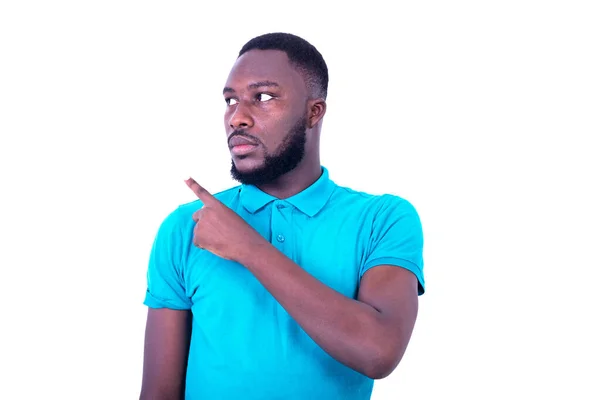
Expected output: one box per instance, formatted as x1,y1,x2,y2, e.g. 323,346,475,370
238,32,329,99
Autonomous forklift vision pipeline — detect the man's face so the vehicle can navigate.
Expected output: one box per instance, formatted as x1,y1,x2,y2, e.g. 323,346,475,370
223,49,309,185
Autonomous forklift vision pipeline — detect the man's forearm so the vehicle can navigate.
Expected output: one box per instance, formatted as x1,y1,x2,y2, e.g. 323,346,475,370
239,242,397,379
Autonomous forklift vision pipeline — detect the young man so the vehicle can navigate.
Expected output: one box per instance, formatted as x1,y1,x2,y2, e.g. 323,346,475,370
140,32,425,400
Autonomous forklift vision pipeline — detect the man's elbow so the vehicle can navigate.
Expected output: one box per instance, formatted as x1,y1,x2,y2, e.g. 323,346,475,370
362,341,407,380
363,356,399,380
140,384,184,400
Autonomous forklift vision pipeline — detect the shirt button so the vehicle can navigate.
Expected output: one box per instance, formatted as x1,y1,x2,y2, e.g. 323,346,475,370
276,234,285,243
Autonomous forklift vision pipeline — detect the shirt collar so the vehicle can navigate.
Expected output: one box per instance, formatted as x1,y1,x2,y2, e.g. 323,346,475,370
239,166,336,217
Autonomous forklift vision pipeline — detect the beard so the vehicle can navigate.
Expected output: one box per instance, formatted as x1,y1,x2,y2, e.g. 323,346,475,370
230,116,307,186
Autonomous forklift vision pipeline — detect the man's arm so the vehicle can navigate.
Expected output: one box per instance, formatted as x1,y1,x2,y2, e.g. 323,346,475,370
184,179,423,379
243,245,419,380
140,308,192,400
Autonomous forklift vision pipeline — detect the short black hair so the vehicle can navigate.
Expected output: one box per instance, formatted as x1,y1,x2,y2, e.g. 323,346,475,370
238,32,329,99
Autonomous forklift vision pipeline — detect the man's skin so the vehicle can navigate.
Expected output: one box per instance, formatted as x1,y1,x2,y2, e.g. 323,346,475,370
140,49,419,399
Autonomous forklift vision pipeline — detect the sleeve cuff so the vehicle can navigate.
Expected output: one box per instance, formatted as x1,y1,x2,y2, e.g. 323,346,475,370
362,257,425,295
143,290,192,310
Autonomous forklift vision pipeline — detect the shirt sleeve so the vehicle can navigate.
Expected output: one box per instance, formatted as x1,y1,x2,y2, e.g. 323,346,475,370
360,195,425,295
143,206,193,310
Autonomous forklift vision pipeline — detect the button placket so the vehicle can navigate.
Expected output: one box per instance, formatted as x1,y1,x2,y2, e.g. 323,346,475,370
271,201,291,253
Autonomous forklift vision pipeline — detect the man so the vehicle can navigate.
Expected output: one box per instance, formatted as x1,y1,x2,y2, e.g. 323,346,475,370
140,32,425,400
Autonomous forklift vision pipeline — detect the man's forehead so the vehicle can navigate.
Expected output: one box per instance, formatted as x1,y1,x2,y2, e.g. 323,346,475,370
225,49,303,89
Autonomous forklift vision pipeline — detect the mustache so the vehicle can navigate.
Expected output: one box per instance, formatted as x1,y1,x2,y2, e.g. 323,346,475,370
228,130,263,146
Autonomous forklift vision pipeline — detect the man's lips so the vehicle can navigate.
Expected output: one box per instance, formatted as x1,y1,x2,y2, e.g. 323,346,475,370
228,135,258,148
230,144,258,156
228,135,259,156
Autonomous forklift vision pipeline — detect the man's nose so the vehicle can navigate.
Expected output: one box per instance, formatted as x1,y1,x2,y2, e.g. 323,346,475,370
228,103,254,129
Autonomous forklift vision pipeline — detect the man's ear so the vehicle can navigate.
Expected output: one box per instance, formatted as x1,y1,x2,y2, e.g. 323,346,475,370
307,98,327,128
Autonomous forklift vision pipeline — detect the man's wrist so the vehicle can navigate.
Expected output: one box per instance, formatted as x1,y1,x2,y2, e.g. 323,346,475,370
236,237,274,269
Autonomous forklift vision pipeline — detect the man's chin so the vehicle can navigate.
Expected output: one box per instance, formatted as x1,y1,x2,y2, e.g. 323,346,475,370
230,161,268,185
231,159,265,174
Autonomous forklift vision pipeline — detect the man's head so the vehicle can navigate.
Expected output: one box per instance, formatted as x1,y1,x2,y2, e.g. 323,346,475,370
223,33,328,186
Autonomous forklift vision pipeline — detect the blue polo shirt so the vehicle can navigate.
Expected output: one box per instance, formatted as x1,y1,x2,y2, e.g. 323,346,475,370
144,166,424,399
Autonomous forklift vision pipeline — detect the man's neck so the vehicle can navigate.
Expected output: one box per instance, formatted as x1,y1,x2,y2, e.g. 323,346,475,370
255,162,322,200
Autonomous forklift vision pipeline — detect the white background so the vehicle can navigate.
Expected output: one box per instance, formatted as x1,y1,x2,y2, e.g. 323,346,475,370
1,1,599,399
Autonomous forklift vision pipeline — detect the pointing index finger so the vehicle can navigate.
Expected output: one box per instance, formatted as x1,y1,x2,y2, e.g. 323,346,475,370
185,177,215,203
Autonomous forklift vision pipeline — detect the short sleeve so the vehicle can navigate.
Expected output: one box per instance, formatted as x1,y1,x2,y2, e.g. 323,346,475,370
143,207,192,310
360,195,425,295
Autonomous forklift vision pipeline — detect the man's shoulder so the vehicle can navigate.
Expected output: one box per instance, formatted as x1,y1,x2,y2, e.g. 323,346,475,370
330,183,415,213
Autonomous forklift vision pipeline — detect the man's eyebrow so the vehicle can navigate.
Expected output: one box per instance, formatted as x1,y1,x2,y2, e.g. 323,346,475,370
248,80,280,89
223,81,280,95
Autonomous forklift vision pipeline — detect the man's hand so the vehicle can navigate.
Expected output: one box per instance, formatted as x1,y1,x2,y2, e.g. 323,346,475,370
185,177,267,262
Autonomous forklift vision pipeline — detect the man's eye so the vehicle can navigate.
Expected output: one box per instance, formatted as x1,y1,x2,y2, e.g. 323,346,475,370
226,98,238,106
257,93,274,102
